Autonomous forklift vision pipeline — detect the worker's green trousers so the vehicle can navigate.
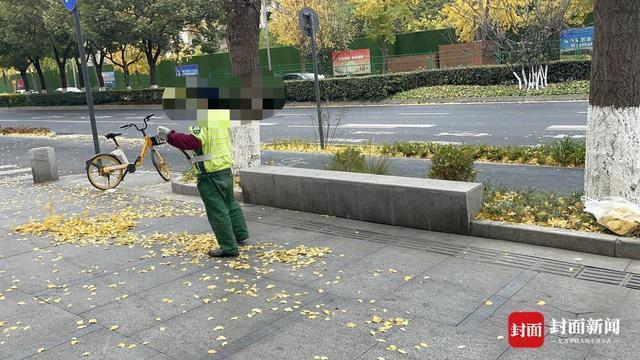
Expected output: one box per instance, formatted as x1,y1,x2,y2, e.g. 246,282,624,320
197,168,249,254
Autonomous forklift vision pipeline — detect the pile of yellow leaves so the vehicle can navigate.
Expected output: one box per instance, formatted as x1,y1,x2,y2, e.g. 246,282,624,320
479,190,605,233
257,245,333,269
0,126,54,137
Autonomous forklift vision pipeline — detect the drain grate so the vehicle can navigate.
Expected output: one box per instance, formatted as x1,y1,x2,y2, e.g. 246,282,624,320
624,274,640,290
427,242,467,256
457,247,502,262
247,210,640,290
577,267,628,286
494,253,541,269
532,259,581,277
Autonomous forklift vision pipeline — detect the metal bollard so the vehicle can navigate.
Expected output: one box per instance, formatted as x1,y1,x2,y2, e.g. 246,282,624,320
29,147,59,183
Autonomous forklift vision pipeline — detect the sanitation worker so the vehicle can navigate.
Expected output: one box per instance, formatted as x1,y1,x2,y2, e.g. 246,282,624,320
157,110,248,258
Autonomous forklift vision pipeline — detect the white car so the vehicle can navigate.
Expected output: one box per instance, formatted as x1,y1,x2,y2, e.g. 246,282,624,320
55,87,83,93
282,73,326,81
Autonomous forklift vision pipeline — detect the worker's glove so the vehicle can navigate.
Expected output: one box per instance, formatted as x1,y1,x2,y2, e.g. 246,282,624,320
157,126,171,141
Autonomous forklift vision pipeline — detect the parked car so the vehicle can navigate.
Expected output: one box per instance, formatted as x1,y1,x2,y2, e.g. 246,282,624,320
282,73,326,81
55,87,83,93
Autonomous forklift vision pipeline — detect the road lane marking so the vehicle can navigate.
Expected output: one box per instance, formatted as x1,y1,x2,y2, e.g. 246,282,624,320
545,125,587,131
577,111,588,114
341,124,436,129
543,134,586,139
259,123,278,126
397,112,451,115
352,131,396,135
329,138,369,143
435,132,491,137
0,164,18,170
0,167,31,177
287,124,436,129
0,119,175,125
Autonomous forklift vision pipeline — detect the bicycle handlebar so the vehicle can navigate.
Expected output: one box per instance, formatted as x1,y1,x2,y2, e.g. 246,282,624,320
119,114,155,132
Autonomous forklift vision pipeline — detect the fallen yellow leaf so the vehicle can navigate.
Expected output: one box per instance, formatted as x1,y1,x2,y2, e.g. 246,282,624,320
110,325,119,331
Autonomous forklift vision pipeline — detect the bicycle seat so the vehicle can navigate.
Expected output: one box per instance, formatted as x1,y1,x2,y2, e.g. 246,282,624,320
105,132,122,140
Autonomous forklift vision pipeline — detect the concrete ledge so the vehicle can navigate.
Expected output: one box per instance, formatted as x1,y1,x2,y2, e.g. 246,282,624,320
240,166,483,234
470,219,640,260
171,176,243,202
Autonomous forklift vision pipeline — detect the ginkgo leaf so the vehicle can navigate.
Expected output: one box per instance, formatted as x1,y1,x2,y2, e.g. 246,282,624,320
81,352,90,356
346,322,357,328
404,275,413,282
484,300,493,306
88,319,97,324
208,349,217,354
389,269,398,273
37,348,45,353
216,335,226,341
213,326,224,331
372,315,383,323
110,325,119,331
386,344,397,351
537,300,546,306
118,343,126,348
420,342,428,348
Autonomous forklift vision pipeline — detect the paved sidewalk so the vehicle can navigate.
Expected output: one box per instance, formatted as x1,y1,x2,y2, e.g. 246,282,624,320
0,173,638,360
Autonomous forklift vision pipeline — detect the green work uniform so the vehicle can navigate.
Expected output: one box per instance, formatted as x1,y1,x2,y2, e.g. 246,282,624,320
189,110,249,254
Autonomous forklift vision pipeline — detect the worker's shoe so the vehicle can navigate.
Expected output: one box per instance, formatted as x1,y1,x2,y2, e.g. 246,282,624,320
236,238,249,245
207,249,239,258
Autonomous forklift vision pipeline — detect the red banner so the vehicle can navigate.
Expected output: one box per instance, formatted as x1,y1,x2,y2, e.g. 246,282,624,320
332,49,371,77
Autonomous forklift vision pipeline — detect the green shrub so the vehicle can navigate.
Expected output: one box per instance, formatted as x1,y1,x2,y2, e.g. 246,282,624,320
327,148,390,175
429,145,477,182
544,137,586,167
0,89,164,107
286,60,591,102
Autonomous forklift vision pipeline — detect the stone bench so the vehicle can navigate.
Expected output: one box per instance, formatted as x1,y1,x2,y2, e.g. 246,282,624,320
240,166,483,235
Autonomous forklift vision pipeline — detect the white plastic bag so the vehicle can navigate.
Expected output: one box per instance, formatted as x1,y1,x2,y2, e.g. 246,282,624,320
582,196,640,236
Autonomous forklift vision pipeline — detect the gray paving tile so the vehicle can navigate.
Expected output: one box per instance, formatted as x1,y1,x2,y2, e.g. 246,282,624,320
305,246,448,300
493,273,630,321
359,316,507,360
28,328,168,360
226,295,395,360
537,248,631,272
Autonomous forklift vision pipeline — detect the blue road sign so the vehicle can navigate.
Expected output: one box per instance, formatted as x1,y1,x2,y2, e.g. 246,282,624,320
62,0,77,11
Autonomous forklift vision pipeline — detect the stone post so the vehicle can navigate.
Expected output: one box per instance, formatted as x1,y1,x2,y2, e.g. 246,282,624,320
29,147,59,183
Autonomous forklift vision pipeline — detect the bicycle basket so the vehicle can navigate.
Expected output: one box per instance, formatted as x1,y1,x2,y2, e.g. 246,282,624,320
150,135,166,146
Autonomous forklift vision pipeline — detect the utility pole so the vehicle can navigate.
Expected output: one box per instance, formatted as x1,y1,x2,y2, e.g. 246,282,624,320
63,0,100,154
261,0,272,71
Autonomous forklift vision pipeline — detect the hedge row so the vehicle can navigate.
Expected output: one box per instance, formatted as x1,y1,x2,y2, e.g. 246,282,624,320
0,60,590,107
286,60,591,102
0,89,164,107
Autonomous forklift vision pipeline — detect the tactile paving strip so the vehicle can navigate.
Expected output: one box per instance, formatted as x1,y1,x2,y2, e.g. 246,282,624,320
246,208,640,290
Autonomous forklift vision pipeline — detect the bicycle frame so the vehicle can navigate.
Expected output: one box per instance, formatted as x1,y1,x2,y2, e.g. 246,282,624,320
101,135,154,173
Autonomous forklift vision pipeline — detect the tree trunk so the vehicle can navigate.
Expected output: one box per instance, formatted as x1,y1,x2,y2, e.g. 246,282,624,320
18,67,30,92
31,57,47,93
225,0,262,173
585,0,640,202
56,60,68,91
143,42,160,88
89,49,105,90
74,57,85,90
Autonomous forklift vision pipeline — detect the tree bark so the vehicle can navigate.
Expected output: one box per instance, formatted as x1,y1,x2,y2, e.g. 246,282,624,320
52,44,68,90
225,0,262,173
585,0,640,202
74,57,85,90
18,67,30,92
30,57,47,93
89,46,105,90
143,40,161,88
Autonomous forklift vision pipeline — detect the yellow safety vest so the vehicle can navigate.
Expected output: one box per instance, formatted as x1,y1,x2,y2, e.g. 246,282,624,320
188,110,233,174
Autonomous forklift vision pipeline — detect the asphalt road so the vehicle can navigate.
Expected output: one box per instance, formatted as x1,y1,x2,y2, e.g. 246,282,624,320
0,101,588,146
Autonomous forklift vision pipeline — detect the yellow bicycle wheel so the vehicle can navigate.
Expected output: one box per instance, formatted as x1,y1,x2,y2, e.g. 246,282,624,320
151,148,171,181
86,154,125,190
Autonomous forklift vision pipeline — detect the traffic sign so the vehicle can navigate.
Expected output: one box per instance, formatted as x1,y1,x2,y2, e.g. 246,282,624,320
298,7,319,37
62,0,77,12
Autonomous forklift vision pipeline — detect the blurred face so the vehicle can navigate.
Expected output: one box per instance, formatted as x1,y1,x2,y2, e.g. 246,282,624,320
162,69,285,125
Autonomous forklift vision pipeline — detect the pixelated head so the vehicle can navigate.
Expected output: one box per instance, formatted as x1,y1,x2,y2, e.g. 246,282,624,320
162,69,285,123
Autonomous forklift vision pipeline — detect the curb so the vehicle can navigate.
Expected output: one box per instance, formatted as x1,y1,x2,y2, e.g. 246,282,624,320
286,94,589,108
1,94,588,111
470,219,640,260
171,175,244,202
